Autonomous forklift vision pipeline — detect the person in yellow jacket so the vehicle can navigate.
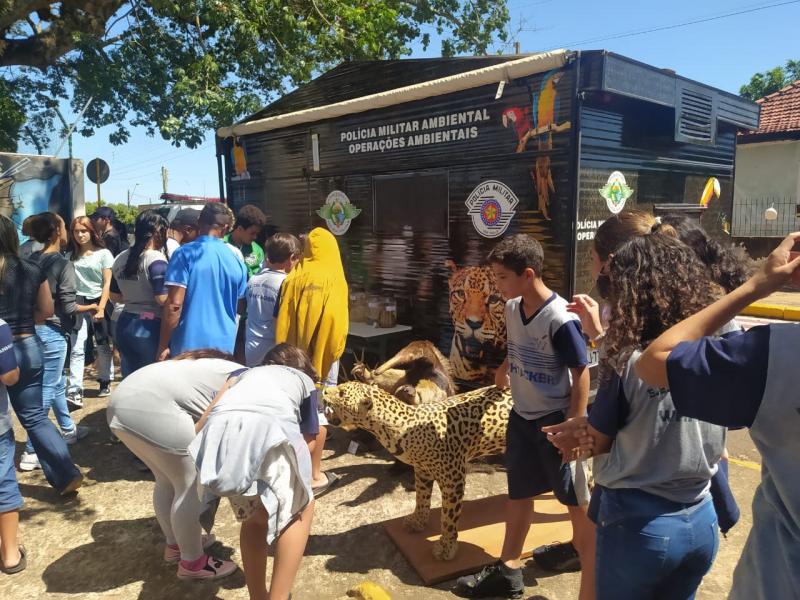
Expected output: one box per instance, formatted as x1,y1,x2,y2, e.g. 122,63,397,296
275,227,348,496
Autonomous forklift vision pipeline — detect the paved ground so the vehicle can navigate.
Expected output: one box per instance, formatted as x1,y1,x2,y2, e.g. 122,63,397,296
2,382,760,599
764,289,800,307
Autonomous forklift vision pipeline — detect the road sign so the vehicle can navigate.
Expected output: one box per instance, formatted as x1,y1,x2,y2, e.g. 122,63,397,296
86,158,109,184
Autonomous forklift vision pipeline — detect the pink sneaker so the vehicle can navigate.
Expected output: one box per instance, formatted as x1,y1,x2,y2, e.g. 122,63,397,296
163,534,217,563
176,555,237,580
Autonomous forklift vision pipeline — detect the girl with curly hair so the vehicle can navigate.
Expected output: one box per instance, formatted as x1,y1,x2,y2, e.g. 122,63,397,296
546,227,728,599
568,210,750,340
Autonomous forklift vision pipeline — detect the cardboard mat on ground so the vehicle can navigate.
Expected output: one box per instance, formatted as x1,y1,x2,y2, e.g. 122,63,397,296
383,493,571,585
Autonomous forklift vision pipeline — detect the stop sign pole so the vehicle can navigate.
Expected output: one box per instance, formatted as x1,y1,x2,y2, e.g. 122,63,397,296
95,159,101,206
86,158,110,206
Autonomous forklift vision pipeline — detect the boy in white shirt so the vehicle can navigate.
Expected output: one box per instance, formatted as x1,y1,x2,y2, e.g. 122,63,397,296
457,234,594,599
244,233,302,367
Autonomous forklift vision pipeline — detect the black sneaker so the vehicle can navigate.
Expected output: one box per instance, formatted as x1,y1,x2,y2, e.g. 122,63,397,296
532,541,581,572
455,560,523,598
98,381,111,397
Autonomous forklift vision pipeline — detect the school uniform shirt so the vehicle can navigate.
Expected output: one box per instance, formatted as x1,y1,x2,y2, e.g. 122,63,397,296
506,293,588,420
71,249,114,298
107,358,243,454
244,268,287,366
666,323,800,600
0,320,18,436
164,235,248,354
165,237,180,260
189,365,317,544
589,350,725,504
110,249,168,315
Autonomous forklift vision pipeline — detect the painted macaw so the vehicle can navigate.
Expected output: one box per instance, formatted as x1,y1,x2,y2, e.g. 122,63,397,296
502,106,532,151
530,70,564,220
533,70,563,151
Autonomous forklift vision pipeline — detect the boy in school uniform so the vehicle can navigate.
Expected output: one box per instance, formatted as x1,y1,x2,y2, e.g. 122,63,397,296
244,233,302,367
457,234,595,599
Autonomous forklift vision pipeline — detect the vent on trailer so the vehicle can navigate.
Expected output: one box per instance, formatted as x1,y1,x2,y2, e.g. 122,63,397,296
674,82,717,145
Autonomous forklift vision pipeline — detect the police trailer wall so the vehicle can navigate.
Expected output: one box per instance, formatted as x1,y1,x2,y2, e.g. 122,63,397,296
217,50,758,386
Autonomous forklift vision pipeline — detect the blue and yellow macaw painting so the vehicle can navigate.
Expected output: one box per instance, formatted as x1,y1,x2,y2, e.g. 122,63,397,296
501,69,571,220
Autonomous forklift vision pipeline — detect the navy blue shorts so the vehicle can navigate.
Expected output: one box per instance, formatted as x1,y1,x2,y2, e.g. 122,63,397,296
505,409,580,505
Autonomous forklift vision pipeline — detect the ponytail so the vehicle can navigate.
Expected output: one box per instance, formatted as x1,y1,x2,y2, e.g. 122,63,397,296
123,210,167,279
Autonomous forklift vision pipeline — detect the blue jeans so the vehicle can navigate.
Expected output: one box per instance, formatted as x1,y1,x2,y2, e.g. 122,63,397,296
69,312,114,392
595,487,719,600
26,324,74,454
0,429,23,512
8,335,80,491
115,312,161,378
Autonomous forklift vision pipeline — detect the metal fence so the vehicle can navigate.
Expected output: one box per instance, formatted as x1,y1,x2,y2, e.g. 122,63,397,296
732,196,798,238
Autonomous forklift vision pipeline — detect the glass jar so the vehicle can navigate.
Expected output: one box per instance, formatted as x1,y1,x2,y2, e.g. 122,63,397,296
349,290,367,323
366,295,382,326
378,299,397,328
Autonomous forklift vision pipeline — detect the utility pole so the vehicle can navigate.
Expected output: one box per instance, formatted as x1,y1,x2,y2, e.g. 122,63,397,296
127,183,139,208
161,166,168,194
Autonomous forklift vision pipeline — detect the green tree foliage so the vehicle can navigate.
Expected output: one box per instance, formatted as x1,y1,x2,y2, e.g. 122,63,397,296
0,1,509,152
84,201,139,227
740,59,800,100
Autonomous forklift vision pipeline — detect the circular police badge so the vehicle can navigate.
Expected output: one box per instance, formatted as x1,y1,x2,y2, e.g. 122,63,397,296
465,180,519,238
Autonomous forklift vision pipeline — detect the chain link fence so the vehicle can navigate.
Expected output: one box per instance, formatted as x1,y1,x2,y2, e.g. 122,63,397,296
732,196,798,238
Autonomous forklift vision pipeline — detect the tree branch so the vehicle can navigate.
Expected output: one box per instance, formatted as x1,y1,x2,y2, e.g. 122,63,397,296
0,0,52,32
397,0,484,49
0,0,126,69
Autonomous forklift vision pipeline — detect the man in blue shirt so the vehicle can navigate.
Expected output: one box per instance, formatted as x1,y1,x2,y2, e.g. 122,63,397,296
158,203,248,358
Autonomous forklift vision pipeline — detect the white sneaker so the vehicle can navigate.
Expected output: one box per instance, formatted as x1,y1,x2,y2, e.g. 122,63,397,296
63,425,89,445
66,390,83,409
19,452,42,471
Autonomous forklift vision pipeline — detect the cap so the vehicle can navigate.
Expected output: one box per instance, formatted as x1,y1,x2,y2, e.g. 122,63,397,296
171,208,201,228
89,206,116,221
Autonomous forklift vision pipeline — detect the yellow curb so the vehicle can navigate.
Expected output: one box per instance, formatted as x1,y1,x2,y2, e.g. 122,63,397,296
728,457,761,471
740,302,800,321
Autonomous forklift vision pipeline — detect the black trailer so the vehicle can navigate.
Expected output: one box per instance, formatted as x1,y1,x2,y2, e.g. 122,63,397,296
216,50,758,388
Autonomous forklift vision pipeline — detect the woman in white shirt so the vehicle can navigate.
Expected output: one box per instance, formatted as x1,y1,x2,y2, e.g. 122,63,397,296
67,216,114,405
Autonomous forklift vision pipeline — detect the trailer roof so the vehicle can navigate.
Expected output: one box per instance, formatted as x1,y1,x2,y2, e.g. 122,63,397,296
217,50,568,138
218,49,759,138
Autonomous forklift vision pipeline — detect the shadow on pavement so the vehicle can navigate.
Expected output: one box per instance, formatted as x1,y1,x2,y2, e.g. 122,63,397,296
42,517,244,599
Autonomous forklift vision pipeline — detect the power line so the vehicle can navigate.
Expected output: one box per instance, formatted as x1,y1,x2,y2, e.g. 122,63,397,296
551,0,800,49
111,142,214,179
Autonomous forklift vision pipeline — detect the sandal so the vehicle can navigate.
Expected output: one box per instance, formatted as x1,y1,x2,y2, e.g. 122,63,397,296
1,545,27,574
312,471,341,498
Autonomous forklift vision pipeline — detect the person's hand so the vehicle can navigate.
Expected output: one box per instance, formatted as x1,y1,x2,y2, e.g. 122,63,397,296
494,362,510,389
93,308,104,321
567,294,603,340
542,416,594,460
157,347,170,361
749,232,800,297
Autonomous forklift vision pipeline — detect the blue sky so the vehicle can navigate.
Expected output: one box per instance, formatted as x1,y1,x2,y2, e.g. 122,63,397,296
17,0,800,207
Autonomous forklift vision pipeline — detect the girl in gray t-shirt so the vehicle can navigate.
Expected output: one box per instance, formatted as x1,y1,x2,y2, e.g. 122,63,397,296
107,353,242,581
547,231,727,599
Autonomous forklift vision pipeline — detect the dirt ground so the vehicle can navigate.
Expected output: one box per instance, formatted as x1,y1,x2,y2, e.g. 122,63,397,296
2,380,760,600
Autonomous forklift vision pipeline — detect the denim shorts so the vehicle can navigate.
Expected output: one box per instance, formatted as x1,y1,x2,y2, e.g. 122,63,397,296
0,428,23,512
